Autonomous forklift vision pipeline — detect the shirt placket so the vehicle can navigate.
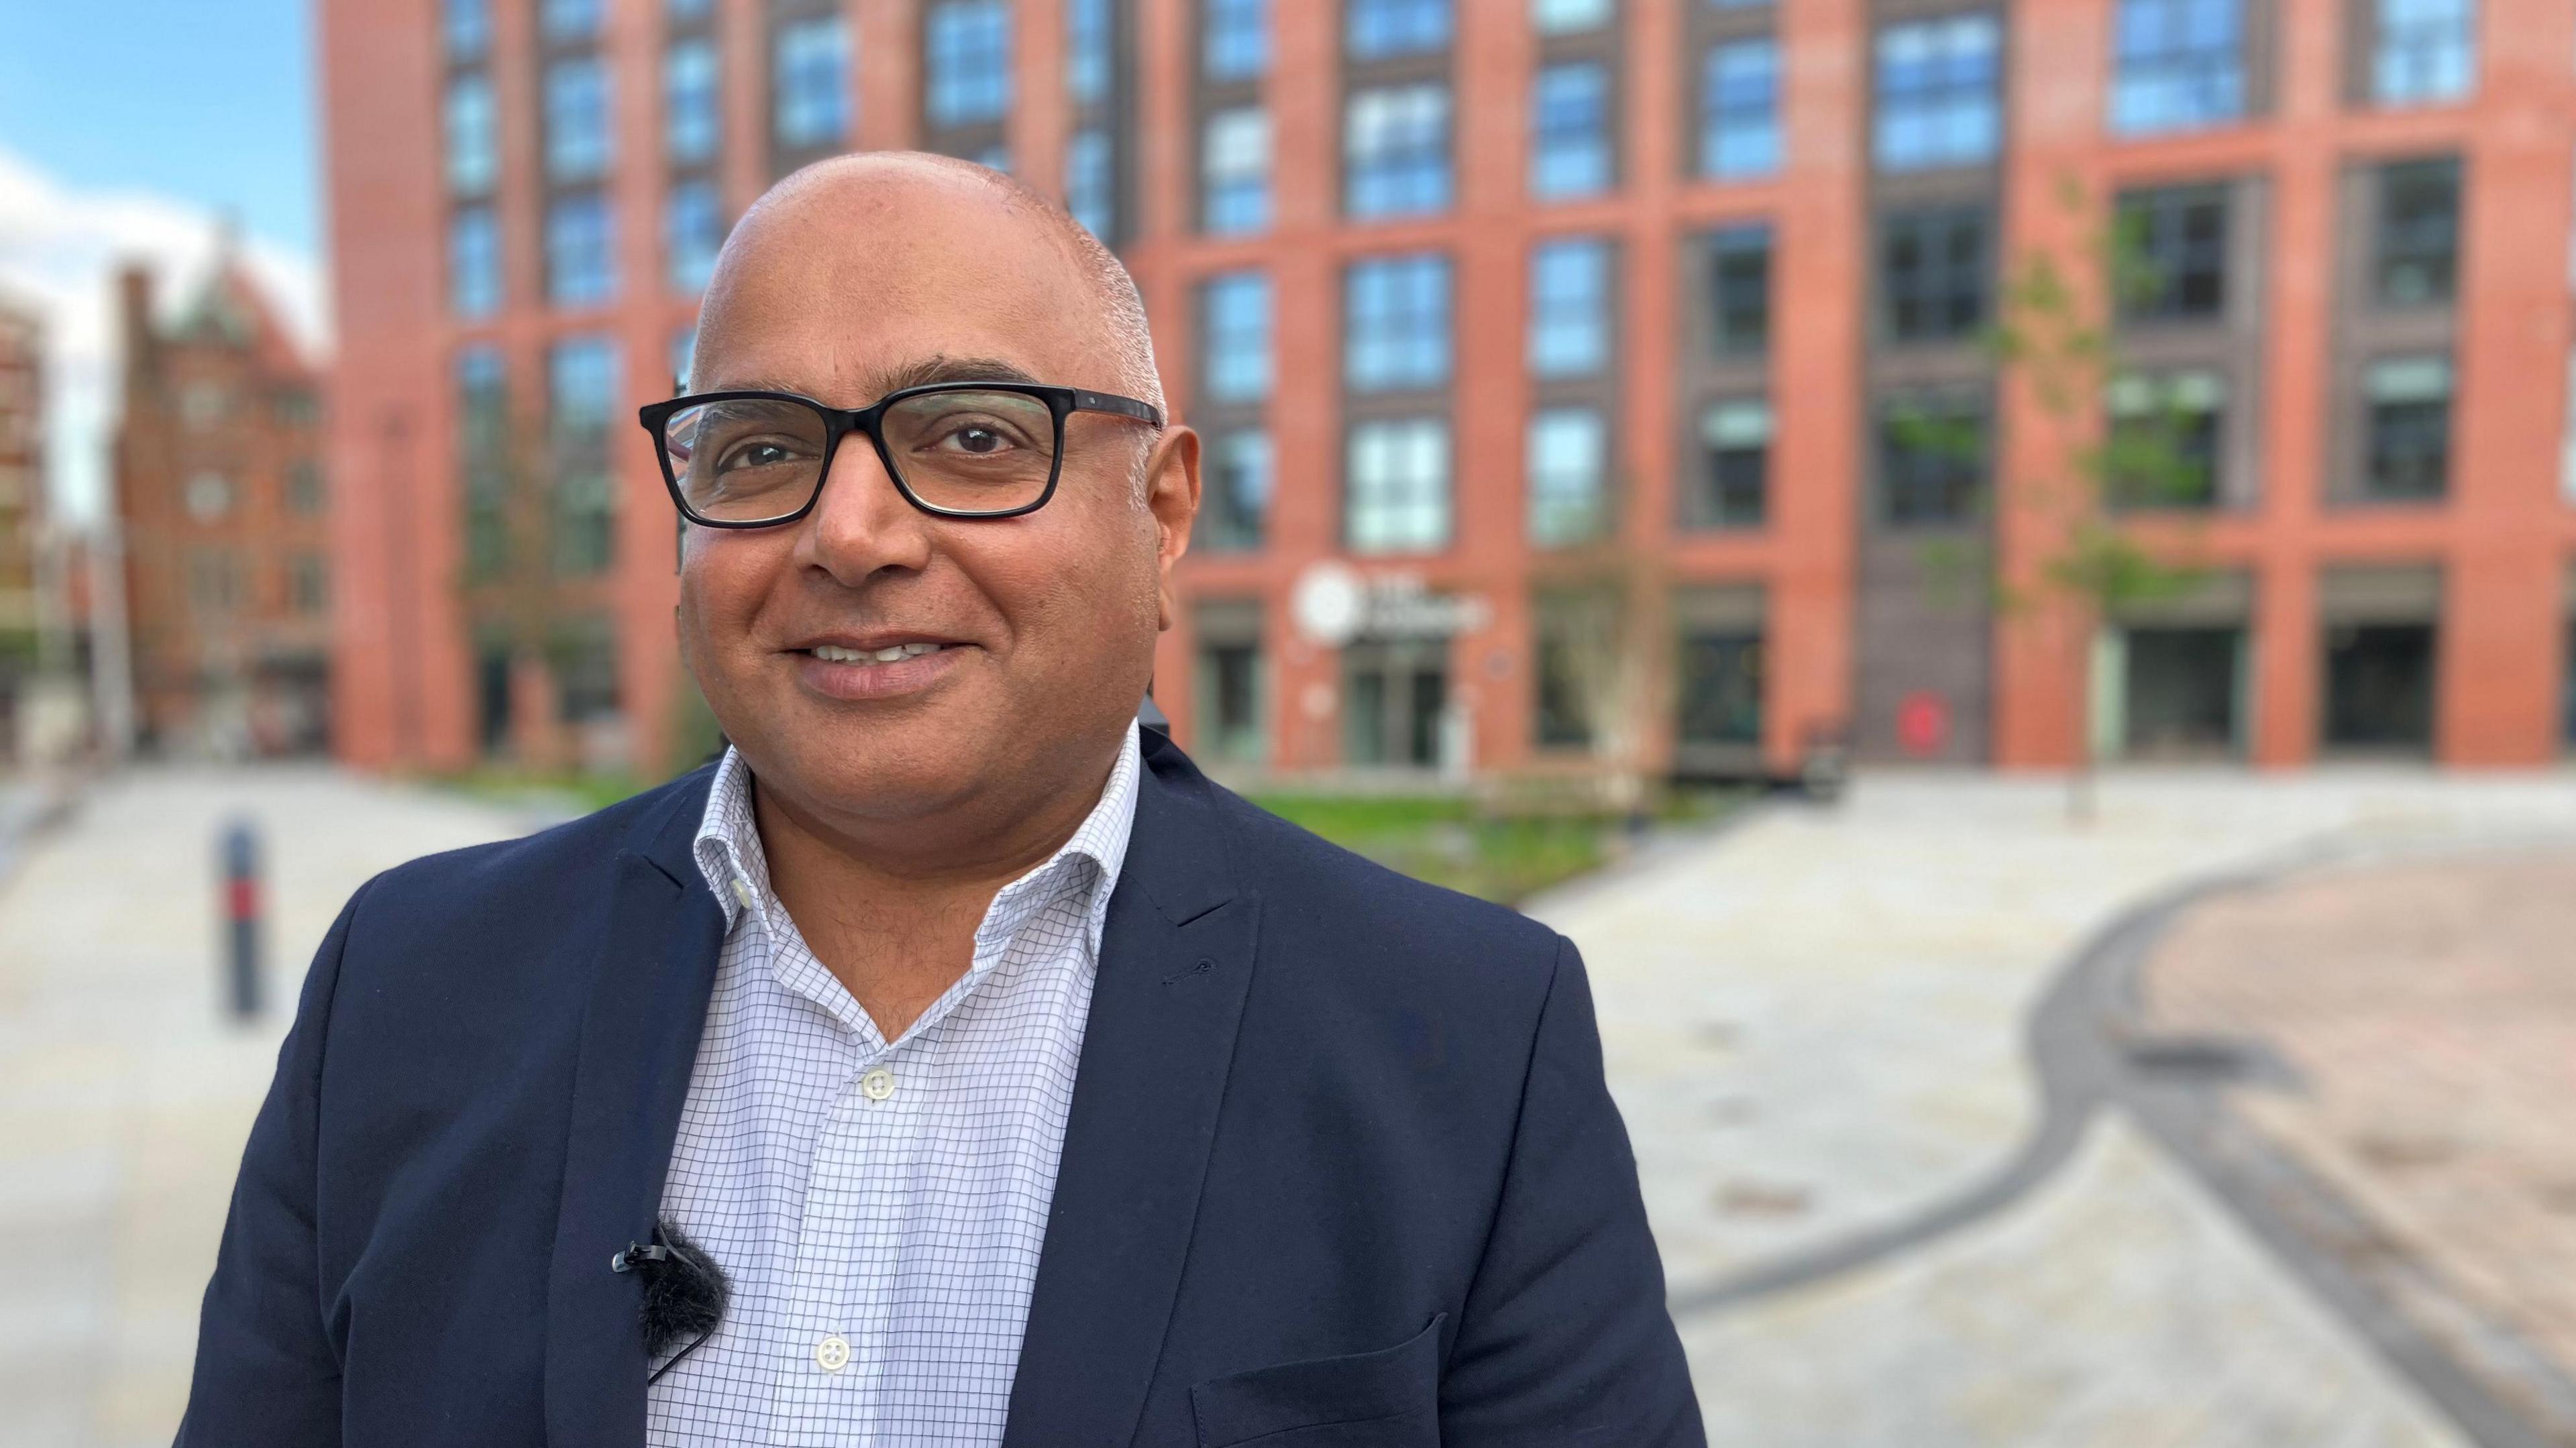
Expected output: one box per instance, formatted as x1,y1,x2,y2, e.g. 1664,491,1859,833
775,1019,926,1441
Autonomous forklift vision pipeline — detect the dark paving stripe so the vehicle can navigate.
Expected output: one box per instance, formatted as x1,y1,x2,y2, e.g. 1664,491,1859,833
1665,840,2576,1448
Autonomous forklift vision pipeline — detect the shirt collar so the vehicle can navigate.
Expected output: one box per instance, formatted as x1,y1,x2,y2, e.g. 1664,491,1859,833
692,718,1144,958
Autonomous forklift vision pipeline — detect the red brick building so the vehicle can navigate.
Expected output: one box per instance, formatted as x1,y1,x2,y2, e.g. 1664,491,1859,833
112,258,335,757
321,0,2576,779
0,296,42,758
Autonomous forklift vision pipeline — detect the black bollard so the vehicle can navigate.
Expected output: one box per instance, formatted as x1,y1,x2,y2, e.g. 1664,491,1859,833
220,819,263,1020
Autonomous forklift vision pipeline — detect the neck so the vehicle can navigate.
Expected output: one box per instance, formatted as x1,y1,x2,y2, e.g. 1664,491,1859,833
743,729,1128,1037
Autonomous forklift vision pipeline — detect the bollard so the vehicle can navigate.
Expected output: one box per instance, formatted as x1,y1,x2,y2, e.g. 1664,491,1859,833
219,818,264,1020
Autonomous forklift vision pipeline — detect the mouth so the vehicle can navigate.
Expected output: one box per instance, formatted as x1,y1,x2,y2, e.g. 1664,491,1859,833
785,635,972,703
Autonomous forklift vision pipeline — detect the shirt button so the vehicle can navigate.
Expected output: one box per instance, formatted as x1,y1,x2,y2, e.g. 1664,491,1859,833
814,1334,851,1372
731,878,755,910
860,1068,896,1102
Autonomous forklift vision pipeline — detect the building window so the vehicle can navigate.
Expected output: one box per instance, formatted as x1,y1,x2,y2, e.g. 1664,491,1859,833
287,461,326,515
2375,158,2461,307
1345,254,1451,391
1878,392,1990,525
1347,418,1451,553
2109,0,2246,135
1534,0,1613,34
1201,272,1273,403
445,0,491,59
1874,13,2002,172
1346,84,1452,219
1529,238,1611,378
1701,37,1782,180
773,15,851,151
1201,107,1272,234
187,550,241,613
1068,0,1114,104
550,616,623,728
1203,430,1272,551
289,554,329,615
1203,0,1269,80
2362,355,2453,501
1880,205,1992,342
540,0,600,44
1534,599,1604,750
1346,0,1450,60
1678,631,1763,745
549,337,621,575
185,470,233,522
544,57,613,182
460,346,511,581
546,192,617,305
1195,611,1269,763
1686,399,1770,528
445,74,498,197
2324,621,2436,749
2105,370,2225,508
1528,408,1609,547
2371,0,2476,106
2115,182,2230,322
451,206,502,318
1068,129,1115,238
665,180,722,292
666,38,720,165
926,1,1013,126
1703,225,1771,355
1532,62,1612,199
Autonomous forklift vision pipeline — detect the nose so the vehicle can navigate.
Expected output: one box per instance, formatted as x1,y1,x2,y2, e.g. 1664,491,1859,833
794,430,934,586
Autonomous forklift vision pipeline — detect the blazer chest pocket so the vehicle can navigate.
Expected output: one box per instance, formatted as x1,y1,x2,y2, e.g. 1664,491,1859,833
1189,1315,1445,1448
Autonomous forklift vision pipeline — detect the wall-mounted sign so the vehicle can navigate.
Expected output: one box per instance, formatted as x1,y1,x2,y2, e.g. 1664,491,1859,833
1291,563,1491,648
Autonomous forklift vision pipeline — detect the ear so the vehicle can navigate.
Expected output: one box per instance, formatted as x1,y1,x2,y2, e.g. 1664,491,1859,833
1142,425,1201,634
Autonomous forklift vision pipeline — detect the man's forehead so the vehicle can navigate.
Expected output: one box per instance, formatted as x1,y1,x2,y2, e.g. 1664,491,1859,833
697,180,1110,402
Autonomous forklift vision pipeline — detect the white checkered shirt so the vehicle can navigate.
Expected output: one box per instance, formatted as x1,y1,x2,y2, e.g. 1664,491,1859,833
647,722,1142,1445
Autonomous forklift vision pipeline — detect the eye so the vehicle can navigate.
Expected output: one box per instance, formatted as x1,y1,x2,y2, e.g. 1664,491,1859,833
714,437,810,472
925,416,1030,457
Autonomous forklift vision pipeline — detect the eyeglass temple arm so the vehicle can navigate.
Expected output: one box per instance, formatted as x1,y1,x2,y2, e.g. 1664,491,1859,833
1070,390,1163,427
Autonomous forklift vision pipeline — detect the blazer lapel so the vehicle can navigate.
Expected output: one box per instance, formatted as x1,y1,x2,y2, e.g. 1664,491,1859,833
543,776,727,1448
1004,734,1261,1448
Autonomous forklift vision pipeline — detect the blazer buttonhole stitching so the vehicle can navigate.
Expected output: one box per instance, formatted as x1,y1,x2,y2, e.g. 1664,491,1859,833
1164,957,1217,986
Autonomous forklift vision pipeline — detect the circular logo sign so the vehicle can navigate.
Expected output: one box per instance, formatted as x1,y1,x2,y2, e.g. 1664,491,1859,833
1290,561,1366,648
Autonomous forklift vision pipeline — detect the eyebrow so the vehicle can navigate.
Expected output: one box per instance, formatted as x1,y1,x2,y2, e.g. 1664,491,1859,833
700,354,1043,404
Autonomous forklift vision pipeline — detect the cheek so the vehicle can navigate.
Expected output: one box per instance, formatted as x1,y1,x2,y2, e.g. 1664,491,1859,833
680,534,793,654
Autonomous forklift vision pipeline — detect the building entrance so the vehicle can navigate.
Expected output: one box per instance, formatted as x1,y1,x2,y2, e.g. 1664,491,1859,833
1342,639,1450,769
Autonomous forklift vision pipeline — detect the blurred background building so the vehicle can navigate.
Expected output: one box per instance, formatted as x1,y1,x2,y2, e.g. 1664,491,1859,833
317,0,2576,783
111,253,334,759
0,297,43,761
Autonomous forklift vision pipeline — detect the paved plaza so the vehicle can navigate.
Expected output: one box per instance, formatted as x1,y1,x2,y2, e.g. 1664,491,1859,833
5,761,2576,1444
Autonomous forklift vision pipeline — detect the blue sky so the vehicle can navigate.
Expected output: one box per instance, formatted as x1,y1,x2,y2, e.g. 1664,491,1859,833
0,0,317,253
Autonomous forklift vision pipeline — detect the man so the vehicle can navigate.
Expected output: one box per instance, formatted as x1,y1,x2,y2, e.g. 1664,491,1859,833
178,154,1701,1447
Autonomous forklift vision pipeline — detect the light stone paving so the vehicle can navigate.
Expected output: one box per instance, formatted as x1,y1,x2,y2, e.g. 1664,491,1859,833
1536,767,2576,1443
0,766,528,1448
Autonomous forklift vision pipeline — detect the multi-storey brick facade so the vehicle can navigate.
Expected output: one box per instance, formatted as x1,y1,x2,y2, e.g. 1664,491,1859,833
0,296,42,758
322,0,2576,779
112,260,335,757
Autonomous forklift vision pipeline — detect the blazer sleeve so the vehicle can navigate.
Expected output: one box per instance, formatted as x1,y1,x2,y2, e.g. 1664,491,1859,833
1439,936,1707,1447
174,880,372,1448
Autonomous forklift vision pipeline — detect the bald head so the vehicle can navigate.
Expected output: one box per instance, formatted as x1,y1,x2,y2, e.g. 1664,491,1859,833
692,152,1161,413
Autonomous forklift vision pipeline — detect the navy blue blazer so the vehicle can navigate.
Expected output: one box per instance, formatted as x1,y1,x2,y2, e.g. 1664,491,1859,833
178,730,1703,1447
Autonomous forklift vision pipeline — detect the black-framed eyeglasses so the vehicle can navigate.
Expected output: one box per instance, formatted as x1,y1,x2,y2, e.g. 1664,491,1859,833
637,382,1165,528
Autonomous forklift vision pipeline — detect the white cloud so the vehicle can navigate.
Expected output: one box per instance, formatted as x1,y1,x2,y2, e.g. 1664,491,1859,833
0,144,329,526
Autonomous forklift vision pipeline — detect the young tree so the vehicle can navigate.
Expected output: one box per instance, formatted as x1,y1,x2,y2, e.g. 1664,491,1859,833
1900,176,2212,821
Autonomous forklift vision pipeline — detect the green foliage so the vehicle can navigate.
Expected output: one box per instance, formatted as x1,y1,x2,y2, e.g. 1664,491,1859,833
1246,788,1750,905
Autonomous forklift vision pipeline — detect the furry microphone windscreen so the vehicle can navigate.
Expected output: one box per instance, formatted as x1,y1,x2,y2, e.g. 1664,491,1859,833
639,1219,731,1361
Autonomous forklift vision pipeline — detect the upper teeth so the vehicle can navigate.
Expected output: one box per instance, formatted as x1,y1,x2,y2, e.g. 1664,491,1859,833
812,642,945,663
